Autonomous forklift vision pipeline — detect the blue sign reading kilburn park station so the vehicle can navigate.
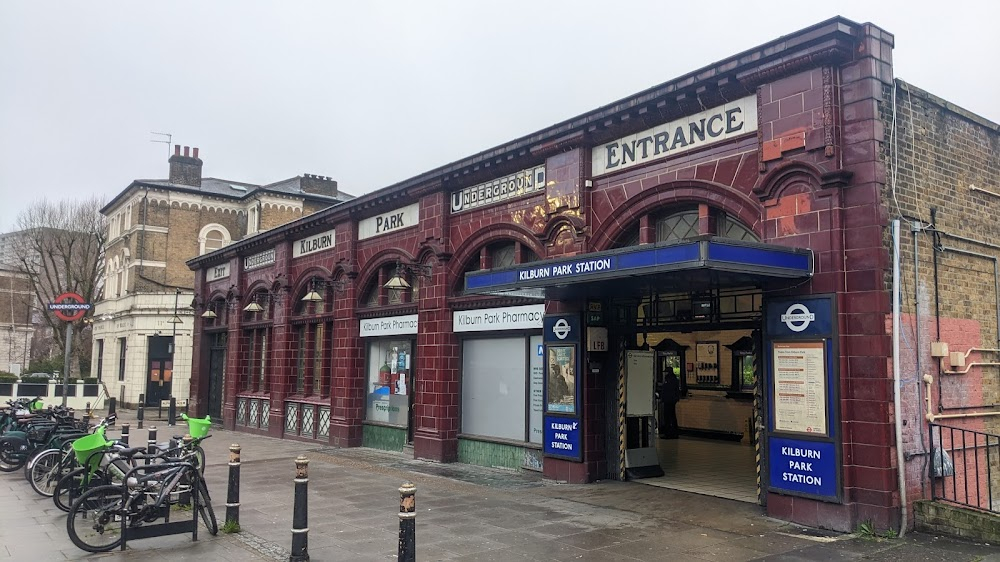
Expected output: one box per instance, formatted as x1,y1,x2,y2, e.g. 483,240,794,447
768,437,837,498
464,239,813,293
543,416,581,460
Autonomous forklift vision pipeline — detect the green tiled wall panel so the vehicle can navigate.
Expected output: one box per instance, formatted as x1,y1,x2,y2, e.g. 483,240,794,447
457,439,523,470
362,424,405,452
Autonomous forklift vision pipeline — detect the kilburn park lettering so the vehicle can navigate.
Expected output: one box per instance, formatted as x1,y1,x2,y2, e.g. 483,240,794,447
781,446,823,486
456,308,543,327
518,258,613,281
293,229,336,258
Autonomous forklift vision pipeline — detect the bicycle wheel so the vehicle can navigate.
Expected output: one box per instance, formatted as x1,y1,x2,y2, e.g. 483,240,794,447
54,467,109,512
196,478,218,535
66,484,127,553
23,447,46,480
0,440,26,472
193,446,206,475
27,449,63,497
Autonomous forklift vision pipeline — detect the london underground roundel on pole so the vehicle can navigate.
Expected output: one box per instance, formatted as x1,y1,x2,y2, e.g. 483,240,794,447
48,292,91,322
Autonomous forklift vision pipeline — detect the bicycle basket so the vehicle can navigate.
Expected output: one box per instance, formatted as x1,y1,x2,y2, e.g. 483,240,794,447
72,428,111,471
26,425,50,441
184,414,211,438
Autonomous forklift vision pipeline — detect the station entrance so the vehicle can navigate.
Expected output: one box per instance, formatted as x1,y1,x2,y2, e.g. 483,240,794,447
611,287,765,504
462,236,816,505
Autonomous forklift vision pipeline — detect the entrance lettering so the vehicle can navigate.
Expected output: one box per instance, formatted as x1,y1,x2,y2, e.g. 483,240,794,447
592,96,757,176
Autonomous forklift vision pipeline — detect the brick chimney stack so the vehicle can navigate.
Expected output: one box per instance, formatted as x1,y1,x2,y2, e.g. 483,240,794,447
300,174,338,197
168,144,203,187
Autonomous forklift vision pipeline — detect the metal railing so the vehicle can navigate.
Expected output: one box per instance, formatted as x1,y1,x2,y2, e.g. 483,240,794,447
929,423,1000,513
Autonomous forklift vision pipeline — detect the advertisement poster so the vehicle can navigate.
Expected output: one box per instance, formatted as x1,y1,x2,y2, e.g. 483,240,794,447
547,345,576,414
529,337,544,444
773,341,827,435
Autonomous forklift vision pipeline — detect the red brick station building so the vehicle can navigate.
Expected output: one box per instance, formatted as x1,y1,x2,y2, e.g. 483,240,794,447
188,18,1000,532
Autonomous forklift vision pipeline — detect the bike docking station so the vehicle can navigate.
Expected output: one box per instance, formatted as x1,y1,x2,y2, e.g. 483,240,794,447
118,459,205,550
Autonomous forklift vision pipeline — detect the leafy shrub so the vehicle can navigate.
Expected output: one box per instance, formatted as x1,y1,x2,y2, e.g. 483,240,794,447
0,372,17,383
27,357,63,374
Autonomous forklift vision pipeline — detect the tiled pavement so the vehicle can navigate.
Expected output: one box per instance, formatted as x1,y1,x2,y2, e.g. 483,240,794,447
2,408,998,561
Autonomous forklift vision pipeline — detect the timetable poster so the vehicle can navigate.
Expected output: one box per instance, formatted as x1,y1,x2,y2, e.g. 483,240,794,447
772,341,827,436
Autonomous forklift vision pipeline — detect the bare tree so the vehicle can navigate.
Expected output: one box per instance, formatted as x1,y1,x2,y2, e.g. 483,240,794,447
10,197,107,375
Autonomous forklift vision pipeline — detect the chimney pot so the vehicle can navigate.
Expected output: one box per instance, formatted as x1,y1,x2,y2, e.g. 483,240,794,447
169,143,203,187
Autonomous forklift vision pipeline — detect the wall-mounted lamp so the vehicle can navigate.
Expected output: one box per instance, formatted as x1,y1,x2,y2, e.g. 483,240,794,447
243,301,265,313
200,309,218,319
302,277,349,302
383,261,432,291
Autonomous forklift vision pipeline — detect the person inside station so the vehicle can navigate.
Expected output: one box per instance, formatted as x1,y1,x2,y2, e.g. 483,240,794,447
657,368,681,439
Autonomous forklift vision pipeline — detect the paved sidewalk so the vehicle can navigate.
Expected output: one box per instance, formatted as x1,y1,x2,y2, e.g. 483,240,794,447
4,408,997,561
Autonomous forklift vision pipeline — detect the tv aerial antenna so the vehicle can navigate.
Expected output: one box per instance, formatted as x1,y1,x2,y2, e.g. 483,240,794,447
150,131,172,158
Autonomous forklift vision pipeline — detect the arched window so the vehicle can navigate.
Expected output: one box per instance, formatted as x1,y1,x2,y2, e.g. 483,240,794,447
242,289,272,394
455,240,539,295
656,209,700,243
199,224,232,255
361,262,423,307
120,250,129,295
718,213,758,242
614,207,759,248
291,277,333,398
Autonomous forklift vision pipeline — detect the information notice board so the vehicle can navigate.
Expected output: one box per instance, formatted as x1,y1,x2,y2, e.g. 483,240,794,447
625,350,655,417
765,295,841,503
772,341,827,436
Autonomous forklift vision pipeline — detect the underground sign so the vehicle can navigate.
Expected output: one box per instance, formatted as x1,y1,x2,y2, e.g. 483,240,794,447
48,292,91,322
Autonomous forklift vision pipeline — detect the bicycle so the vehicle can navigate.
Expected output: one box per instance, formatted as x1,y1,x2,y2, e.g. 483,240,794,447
26,414,118,497
52,424,207,511
66,449,217,552
0,402,88,472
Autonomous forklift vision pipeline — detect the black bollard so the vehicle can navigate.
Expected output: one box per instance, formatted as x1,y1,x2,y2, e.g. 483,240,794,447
226,444,241,527
137,405,144,429
108,397,116,416
120,423,130,446
398,482,416,562
168,397,177,426
146,426,157,465
289,456,309,562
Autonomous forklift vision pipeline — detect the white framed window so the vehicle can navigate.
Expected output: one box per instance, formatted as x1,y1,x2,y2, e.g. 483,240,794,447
198,224,232,255
247,206,260,235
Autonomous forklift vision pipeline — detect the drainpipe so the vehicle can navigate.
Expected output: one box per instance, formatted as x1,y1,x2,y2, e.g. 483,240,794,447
892,220,907,536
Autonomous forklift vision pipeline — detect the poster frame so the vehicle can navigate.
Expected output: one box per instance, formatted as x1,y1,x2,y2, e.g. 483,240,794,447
771,339,828,437
545,344,578,415
762,294,843,504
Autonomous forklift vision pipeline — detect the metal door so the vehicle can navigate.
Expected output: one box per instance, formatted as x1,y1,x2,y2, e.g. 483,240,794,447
207,333,227,419
145,336,173,406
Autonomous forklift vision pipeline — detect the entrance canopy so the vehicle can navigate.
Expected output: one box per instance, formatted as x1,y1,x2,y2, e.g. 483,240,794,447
464,237,813,300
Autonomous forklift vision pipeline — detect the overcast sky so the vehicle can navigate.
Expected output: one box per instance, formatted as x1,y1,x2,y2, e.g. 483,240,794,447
1,1,997,232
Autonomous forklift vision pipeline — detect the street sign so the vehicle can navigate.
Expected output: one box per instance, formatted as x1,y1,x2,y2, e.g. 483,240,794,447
48,292,91,322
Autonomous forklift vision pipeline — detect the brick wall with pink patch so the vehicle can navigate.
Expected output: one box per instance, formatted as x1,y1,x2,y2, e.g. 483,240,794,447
882,80,1000,516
